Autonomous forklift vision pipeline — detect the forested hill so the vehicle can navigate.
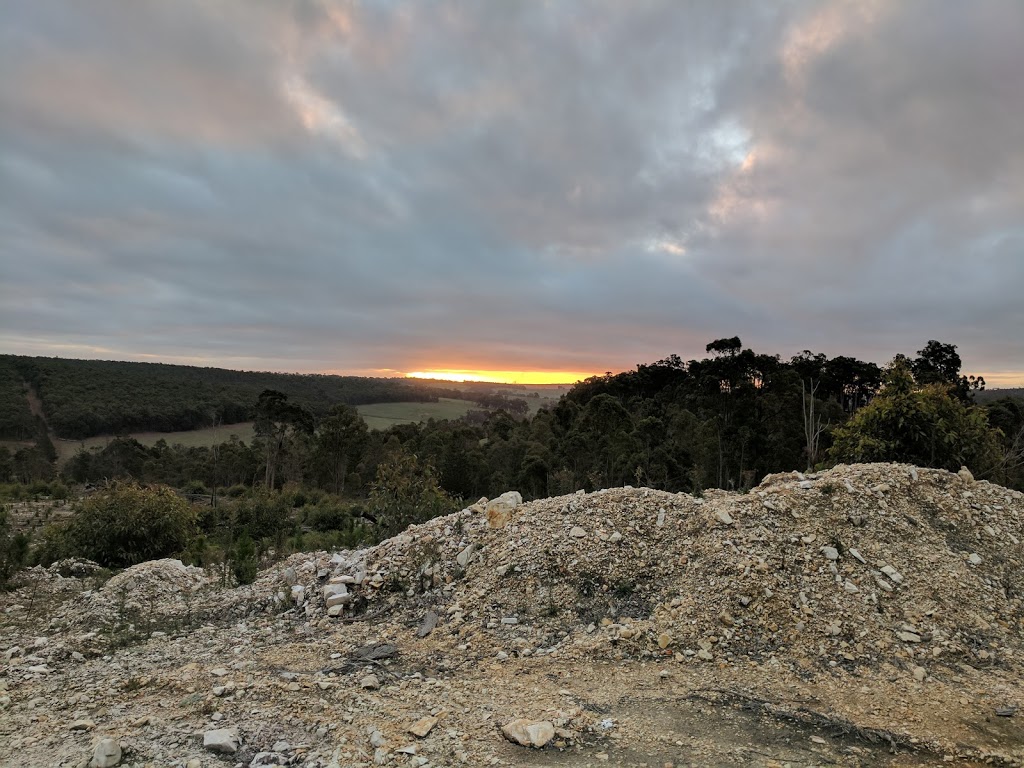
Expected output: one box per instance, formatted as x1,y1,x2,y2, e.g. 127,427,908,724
0,355,453,439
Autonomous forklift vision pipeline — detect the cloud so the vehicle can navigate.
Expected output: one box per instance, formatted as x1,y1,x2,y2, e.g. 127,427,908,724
1,0,1022,382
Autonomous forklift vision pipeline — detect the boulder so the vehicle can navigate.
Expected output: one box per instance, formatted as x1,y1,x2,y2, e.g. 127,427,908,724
486,491,522,528
203,727,240,754
502,719,555,748
90,739,121,768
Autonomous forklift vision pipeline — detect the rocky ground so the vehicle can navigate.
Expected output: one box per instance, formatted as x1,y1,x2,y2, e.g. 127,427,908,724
2,463,1023,767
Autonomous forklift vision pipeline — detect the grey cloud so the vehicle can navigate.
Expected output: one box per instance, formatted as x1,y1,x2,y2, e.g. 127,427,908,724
1,0,1022,380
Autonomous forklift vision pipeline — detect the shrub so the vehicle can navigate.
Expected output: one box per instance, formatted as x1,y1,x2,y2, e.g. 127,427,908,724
0,508,31,587
231,530,258,585
64,481,198,568
182,479,208,495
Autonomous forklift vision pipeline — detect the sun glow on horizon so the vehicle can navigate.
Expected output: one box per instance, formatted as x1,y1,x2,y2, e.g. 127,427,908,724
406,370,596,385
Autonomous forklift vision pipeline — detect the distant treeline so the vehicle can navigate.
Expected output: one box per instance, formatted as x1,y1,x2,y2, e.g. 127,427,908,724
5,338,1017,498
0,355,457,439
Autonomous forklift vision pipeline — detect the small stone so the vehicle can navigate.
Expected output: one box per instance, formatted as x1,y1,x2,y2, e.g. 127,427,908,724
714,510,734,526
408,716,439,738
568,526,587,538
880,565,903,584
609,531,623,543
251,752,287,766
89,738,121,768
416,611,439,638
821,546,839,561
843,580,859,594
967,553,982,566
657,633,672,649
69,719,95,731
958,466,975,483
502,719,555,748
696,649,713,661
848,548,865,563
369,730,386,748
203,727,240,754
897,631,922,643
912,666,927,682
456,544,476,568
360,673,380,690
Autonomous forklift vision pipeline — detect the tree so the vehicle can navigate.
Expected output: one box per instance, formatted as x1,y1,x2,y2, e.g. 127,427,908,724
828,359,1000,473
253,390,313,490
313,405,368,494
801,378,827,470
912,340,962,387
705,337,742,357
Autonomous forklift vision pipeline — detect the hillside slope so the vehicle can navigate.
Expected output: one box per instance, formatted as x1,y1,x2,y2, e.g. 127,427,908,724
2,463,1022,766
0,355,454,439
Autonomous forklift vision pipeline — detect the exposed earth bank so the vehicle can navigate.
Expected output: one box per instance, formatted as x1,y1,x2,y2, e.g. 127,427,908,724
2,463,1023,767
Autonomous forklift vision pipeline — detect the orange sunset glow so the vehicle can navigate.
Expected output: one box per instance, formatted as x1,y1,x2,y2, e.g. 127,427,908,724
406,370,596,385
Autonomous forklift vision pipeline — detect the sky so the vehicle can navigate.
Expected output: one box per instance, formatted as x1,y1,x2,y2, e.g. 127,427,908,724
1,1,1023,385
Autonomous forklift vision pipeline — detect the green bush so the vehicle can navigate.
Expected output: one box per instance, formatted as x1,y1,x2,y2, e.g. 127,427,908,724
64,481,198,568
304,500,352,532
231,492,290,540
0,507,31,587
182,479,208,495
231,530,258,585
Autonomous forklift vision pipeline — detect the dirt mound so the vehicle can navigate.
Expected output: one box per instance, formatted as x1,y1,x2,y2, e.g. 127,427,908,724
2,463,1023,767
261,463,1022,677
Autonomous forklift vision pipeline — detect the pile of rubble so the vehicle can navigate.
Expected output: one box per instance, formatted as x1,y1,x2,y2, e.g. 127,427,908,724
249,463,1024,676
2,463,1022,767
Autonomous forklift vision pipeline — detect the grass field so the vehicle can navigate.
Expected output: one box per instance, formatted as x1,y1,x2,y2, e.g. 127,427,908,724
53,422,257,463
45,399,484,461
356,398,478,430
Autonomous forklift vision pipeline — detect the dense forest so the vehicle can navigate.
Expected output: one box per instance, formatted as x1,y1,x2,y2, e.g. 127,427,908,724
2,339,1022,582
0,355,457,439
4,339,1020,499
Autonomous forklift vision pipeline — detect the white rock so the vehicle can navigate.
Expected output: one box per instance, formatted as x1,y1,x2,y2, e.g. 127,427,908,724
568,526,587,538
880,565,903,584
456,544,476,568
203,727,240,754
715,510,734,526
501,719,555,748
968,553,982,566
90,738,121,768
360,673,380,690
848,548,866,563
821,546,839,561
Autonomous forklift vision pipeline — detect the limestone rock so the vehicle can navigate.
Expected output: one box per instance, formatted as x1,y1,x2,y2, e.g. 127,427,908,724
360,673,380,690
408,716,438,738
502,718,555,748
203,727,240,754
486,491,522,528
90,739,121,768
